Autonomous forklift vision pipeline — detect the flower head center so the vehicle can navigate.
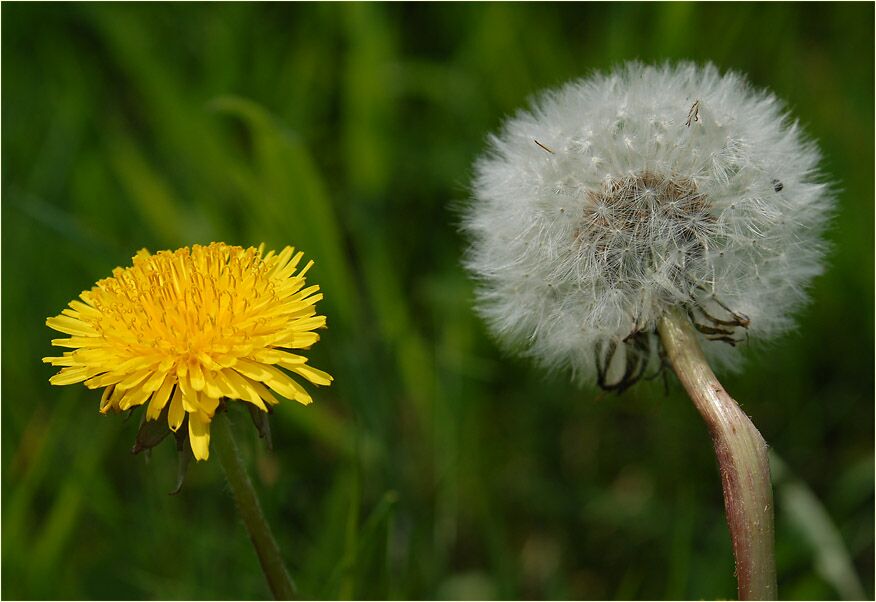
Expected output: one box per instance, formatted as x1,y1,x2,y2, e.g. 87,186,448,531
577,171,715,291
83,244,296,371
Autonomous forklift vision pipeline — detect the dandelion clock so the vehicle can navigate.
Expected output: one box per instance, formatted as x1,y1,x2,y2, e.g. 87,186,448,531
463,62,833,600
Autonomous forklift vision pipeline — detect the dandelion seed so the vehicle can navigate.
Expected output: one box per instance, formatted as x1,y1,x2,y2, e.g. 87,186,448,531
685,99,701,127
533,139,555,154
44,242,332,461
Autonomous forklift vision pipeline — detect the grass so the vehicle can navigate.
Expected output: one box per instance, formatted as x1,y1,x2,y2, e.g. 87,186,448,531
2,3,873,599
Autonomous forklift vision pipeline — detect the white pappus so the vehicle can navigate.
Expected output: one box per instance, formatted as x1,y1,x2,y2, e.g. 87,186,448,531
463,62,833,389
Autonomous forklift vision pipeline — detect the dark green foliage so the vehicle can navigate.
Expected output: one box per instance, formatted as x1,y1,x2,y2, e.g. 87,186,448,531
2,3,872,599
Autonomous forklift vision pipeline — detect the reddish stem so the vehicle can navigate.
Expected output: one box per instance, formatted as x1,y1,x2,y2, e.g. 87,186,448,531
658,309,777,600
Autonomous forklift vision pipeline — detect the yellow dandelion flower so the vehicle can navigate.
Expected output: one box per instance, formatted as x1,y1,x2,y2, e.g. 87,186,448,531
43,242,333,461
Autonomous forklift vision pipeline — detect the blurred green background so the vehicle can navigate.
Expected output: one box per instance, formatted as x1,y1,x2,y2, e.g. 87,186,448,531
2,3,873,600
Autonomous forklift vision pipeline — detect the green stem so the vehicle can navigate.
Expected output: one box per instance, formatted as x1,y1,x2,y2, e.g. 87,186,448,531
657,308,777,601
213,411,297,600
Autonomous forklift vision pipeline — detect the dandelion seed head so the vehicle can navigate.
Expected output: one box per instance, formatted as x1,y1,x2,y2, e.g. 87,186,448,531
463,62,833,386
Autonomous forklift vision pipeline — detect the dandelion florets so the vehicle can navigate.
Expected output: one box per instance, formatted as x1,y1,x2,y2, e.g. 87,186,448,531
44,243,332,460
463,62,833,387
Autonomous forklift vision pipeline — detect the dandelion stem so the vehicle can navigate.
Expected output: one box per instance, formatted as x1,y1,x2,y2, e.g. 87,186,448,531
213,411,297,600
657,308,777,601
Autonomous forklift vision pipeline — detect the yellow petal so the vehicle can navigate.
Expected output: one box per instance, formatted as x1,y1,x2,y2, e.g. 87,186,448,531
118,385,151,410
267,247,296,278
186,387,218,417
289,316,326,331
84,371,127,389
215,355,238,368
49,366,91,386
196,352,223,371
42,354,77,366
223,369,267,411
232,358,273,382
189,361,206,391
114,355,159,373
168,387,185,431
188,411,211,461
252,349,307,367
297,259,314,278
178,378,200,413
115,369,151,392
147,377,175,420
260,365,312,405
291,364,333,386
201,371,224,399
275,332,320,349
284,304,318,320
50,336,105,349
213,369,243,399
142,369,169,393
46,315,98,337
67,300,101,317
199,395,220,417
100,385,116,412
100,385,125,414
247,378,280,406
289,284,321,302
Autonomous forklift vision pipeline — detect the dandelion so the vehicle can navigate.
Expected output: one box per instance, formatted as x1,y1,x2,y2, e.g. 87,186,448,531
464,62,831,389
43,242,332,461
463,62,834,600
43,242,331,598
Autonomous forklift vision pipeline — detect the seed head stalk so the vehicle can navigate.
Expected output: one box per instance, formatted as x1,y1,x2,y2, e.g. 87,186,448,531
213,412,297,600
657,308,776,600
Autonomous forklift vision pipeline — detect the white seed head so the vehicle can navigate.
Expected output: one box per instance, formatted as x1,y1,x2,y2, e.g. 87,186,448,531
463,62,833,387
